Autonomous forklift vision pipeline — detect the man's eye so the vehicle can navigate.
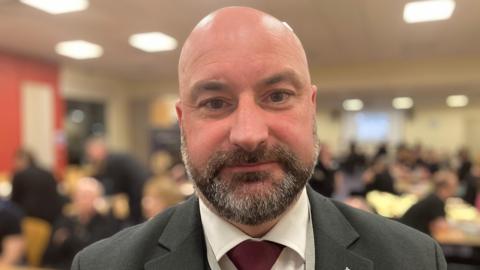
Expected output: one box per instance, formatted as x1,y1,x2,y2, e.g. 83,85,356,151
201,99,228,109
268,91,292,103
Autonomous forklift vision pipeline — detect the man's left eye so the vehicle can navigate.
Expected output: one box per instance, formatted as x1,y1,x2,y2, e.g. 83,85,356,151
268,91,292,103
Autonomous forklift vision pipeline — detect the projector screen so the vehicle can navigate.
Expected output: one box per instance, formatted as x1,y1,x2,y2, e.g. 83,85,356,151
354,112,390,142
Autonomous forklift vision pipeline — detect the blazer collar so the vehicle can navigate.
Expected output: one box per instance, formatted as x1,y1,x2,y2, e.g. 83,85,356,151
307,186,373,270
145,188,373,270
144,196,210,270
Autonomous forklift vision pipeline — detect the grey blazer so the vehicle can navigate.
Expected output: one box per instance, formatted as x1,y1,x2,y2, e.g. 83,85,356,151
71,187,447,270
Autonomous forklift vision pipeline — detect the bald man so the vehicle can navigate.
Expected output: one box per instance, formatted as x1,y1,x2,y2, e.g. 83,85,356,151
72,7,446,270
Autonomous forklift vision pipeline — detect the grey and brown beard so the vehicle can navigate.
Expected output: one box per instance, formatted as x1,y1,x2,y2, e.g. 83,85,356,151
181,134,318,226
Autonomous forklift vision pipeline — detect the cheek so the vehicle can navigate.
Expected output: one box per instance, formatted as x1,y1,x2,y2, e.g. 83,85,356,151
267,109,316,163
183,116,231,166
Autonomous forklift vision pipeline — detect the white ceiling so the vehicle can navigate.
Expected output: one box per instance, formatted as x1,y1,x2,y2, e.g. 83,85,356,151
0,0,480,88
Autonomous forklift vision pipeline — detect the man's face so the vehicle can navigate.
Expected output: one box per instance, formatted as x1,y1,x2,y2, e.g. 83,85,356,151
73,184,99,217
86,141,107,163
177,24,318,225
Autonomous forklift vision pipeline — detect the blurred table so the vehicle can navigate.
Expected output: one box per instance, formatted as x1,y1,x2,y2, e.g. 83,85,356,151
439,198,480,246
435,199,480,265
434,222,480,247
366,190,418,218
367,191,480,264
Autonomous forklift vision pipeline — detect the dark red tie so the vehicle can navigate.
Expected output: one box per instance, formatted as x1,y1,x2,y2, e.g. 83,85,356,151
227,240,284,270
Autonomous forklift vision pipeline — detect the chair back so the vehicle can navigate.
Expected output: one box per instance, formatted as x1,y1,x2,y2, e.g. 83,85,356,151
22,217,52,267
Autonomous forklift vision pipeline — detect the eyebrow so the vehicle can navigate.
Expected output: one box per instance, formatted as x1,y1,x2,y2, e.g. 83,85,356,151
188,80,230,102
187,69,305,102
257,69,305,90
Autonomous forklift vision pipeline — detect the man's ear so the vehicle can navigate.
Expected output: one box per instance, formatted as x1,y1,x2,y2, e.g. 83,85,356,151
175,100,183,126
311,85,317,106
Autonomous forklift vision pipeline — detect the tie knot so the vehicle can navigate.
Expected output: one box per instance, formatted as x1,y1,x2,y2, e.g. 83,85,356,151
227,240,284,270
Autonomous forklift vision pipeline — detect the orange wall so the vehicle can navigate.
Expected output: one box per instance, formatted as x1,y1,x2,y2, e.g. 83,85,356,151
0,52,65,176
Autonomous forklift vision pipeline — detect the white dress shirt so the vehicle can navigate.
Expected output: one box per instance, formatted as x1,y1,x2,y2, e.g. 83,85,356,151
199,188,312,270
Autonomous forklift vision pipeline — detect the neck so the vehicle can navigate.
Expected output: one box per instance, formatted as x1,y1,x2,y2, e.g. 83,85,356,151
230,216,282,238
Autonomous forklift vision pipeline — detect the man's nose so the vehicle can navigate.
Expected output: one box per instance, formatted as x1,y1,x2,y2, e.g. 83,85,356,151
229,98,268,152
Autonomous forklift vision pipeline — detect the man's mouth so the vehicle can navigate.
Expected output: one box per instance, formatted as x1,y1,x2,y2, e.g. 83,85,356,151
223,161,278,173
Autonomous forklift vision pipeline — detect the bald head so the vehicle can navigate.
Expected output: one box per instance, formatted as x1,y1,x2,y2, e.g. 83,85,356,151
178,7,310,97
73,177,104,217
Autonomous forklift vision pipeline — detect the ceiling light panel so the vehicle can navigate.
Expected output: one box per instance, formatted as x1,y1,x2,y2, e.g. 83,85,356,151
55,40,103,60
20,0,89,14
404,0,456,23
129,32,178,52
446,95,468,108
343,99,364,111
392,97,414,109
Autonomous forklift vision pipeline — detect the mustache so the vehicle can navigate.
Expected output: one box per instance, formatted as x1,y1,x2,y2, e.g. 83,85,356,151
202,144,300,180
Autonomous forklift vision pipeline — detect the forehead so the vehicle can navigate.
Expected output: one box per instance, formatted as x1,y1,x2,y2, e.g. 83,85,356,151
179,12,310,94
181,41,307,96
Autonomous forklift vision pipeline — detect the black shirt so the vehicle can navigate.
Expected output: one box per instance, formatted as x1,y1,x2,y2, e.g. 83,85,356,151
365,170,397,195
0,201,22,254
309,161,337,197
11,166,63,224
43,213,121,269
463,174,479,207
94,153,148,223
400,193,445,235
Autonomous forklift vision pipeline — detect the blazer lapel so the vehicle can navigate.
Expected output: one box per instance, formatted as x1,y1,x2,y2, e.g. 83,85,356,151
144,196,210,270
145,187,373,270
307,187,373,270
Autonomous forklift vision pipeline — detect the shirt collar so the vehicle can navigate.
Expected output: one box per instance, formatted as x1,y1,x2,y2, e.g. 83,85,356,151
199,188,310,262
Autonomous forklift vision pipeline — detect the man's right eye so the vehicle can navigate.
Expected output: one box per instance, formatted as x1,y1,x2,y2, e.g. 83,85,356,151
200,98,229,110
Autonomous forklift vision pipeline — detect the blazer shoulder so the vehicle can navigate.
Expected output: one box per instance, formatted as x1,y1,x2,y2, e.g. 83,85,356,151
332,200,431,242
331,200,446,269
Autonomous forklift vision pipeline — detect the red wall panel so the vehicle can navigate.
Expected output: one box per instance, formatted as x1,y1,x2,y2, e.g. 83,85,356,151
0,52,65,176
0,55,21,172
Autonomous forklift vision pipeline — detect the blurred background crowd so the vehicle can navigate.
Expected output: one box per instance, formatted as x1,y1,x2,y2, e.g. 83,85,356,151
1,0,480,269
1,139,190,269
2,139,480,268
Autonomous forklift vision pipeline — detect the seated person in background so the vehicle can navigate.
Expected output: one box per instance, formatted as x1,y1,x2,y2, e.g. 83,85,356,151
0,199,25,267
309,143,342,198
340,141,367,176
363,157,397,195
463,164,480,209
400,169,458,236
11,149,63,225
85,136,148,224
456,147,472,183
43,177,120,270
141,177,185,220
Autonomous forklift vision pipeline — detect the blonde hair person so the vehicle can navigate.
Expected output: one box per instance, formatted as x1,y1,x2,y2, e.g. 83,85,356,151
142,177,185,220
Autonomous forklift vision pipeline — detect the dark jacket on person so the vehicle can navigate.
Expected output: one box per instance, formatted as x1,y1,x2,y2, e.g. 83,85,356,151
71,187,446,270
400,193,445,235
11,166,62,224
309,161,336,197
0,200,23,255
94,153,148,224
463,174,479,207
44,212,121,269
365,170,397,195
